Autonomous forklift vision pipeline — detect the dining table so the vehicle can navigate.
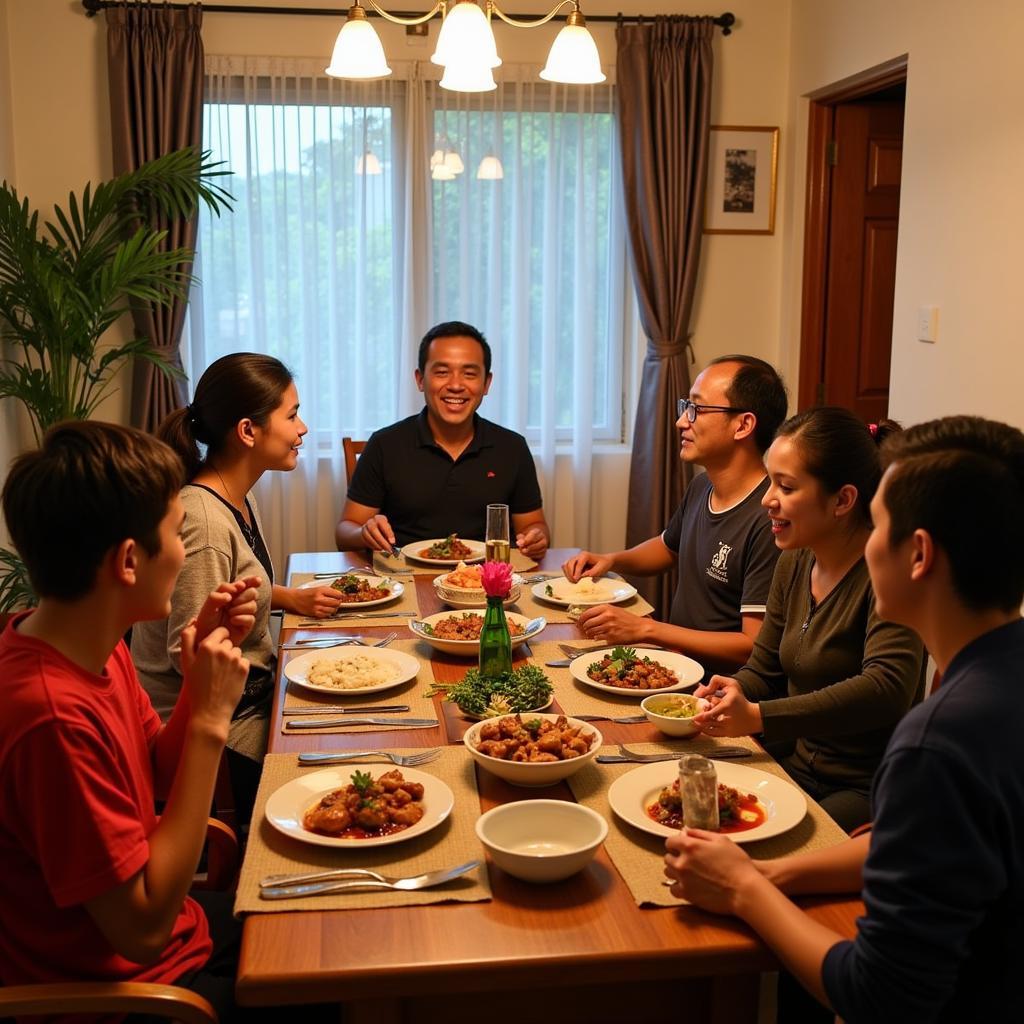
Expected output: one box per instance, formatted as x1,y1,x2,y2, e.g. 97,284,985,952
235,548,864,1023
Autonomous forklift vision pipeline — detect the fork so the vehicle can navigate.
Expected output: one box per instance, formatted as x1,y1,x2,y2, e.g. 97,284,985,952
281,632,397,651
260,861,480,900
573,714,648,724
297,748,442,767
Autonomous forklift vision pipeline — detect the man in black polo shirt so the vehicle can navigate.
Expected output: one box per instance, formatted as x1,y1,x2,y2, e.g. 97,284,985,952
335,321,550,557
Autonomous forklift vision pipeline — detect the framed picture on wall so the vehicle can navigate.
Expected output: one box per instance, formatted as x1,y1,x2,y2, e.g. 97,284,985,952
704,126,779,235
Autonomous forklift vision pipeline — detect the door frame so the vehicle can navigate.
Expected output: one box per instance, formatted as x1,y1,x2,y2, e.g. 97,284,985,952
797,55,909,410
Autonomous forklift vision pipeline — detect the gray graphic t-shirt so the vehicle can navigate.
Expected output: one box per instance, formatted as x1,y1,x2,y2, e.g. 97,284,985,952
662,474,779,635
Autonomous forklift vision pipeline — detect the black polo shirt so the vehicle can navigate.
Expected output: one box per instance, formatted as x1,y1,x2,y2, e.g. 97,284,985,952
346,410,544,545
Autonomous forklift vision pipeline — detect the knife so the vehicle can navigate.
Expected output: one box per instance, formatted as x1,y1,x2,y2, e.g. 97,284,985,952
545,659,572,668
282,704,410,715
596,748,752,763
296,612,415,624
285,716,439,729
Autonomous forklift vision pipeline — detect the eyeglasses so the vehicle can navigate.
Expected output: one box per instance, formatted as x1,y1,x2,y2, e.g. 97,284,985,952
676,398,747,422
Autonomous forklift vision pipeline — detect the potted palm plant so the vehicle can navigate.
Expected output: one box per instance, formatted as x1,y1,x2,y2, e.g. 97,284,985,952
0,146,232,611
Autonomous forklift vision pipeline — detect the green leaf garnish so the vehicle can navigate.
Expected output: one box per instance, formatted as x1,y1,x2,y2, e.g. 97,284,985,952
425,664,553,716
351,770,373,795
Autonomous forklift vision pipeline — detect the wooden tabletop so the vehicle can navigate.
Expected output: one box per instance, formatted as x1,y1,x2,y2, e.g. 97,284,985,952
237,550,863,1021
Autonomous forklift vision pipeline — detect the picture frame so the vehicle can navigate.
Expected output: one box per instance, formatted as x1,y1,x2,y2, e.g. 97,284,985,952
704,125,779,235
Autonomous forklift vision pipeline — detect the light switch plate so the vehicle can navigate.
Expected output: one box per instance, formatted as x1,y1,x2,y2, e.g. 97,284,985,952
917,306,938,343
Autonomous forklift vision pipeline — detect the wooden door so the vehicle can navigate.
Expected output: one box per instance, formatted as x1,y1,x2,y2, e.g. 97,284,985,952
821,100,904,420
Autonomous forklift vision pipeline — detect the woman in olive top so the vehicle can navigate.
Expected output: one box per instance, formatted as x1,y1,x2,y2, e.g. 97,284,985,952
694,407,925,832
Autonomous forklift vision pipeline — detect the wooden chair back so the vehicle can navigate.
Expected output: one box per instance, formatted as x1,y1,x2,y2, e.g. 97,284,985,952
342,437,366,482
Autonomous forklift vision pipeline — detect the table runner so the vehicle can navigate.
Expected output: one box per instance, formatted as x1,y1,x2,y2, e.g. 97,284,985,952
279,639,441,735
568,739,849,907
526,641,696,717
236,748,491,913
282,572,421,629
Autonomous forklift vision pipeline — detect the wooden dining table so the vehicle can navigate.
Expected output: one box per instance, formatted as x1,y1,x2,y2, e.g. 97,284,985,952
236,549,864,1023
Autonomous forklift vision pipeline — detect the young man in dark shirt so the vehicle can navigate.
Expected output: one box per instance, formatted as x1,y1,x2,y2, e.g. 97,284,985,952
664,415,1024,1022
335,321,550,558
563,355,788,673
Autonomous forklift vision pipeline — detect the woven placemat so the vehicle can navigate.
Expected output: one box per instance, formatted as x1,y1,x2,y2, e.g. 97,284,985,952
568,739,849,907
526,641,702,717
282,572,421,630
280,639,440,735
236,748,491,914
511,579,656,625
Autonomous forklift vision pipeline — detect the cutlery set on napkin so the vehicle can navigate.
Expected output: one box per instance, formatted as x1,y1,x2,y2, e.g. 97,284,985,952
259,861,481,900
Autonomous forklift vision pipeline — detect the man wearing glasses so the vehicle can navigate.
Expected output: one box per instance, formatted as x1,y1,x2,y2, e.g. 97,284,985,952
563,355,787,674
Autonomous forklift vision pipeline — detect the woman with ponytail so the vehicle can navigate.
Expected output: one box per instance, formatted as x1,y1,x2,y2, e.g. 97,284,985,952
693,407,925,832
131,353,343,820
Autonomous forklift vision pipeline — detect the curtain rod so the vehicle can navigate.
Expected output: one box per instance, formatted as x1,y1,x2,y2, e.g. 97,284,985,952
81,2,736,33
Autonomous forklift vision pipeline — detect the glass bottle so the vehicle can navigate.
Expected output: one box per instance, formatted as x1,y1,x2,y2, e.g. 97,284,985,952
678,754,719,830
479,594,513,679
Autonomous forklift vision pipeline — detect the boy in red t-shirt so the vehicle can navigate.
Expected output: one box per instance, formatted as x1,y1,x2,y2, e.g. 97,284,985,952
0,421,258,1016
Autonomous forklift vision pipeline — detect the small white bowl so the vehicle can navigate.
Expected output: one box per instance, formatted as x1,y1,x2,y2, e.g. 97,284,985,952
475,800,608,883
432,573,522,609
640,692,709,737
463,713,602,787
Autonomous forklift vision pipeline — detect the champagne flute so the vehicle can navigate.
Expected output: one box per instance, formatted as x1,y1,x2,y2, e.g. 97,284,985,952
485,503,511,563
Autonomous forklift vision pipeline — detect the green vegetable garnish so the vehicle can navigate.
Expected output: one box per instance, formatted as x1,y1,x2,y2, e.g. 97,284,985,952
351,770,373,795
545,583,554,596
425,664,553,716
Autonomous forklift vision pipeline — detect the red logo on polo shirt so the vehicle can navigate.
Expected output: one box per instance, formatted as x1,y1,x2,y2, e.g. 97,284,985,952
487,470,496,478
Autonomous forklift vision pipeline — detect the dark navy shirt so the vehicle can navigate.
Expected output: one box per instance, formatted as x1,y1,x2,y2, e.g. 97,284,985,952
346,410,543,546
823,618,1024,1023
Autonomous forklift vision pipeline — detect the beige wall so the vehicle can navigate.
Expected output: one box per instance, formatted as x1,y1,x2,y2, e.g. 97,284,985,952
782,0,1024,429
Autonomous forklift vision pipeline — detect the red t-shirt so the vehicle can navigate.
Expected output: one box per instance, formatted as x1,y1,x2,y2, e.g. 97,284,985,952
0,614,211,986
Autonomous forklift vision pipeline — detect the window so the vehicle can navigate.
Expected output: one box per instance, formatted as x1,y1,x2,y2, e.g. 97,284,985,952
192,57,626,448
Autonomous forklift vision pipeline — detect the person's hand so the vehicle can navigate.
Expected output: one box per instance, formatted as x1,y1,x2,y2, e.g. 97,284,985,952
692,676,762,737
515,525,548,560
286,584,344,619
577,603,651,644
664,827,763,914
359,514,397,553
561,550,614,583
182,578,260,676
180,624,249,731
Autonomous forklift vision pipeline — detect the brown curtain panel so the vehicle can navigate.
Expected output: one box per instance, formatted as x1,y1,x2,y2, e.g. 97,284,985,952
616,16,714,616
106,2,204,432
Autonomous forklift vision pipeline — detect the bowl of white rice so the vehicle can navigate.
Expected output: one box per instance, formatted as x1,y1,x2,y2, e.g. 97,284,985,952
284,646,419,696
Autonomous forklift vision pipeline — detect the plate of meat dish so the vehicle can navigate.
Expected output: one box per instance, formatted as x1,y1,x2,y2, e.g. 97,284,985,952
607,760,807,844
568,646,704,696
401,534,486,566
299,573,404,608
265,766,455,848
409,610,544,656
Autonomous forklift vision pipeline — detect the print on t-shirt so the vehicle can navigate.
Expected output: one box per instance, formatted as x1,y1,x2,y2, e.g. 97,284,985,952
707,541,733,583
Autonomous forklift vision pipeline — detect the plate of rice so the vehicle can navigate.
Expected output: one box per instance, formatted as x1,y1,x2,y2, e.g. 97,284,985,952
283,647,420,696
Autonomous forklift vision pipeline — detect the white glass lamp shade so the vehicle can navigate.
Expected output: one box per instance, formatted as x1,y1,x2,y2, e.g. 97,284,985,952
439,59,497,93
539,17,606,85
443,150,465,174
325,8,392,79
431,1,500,69
477,155,504,179
356,150,382,175
432,163,456,181
430,148,445,168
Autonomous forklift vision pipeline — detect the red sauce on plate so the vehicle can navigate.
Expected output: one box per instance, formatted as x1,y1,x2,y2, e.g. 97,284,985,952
646,781,766,834
308,821,412,840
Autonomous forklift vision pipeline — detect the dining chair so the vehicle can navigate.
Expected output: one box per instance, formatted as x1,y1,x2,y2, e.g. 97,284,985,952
0,818,239,1023
342,437,366,483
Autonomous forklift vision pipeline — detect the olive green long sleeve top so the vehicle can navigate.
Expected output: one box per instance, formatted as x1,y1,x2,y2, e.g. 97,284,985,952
734,548,925,793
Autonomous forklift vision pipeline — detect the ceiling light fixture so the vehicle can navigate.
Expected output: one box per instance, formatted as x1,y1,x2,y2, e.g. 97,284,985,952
325,0,605,91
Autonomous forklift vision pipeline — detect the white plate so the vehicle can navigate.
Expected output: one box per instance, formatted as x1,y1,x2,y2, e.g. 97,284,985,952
401,538,486,566
299,574,404,609
283,646,419,696
607,760,807,844
265,766,454,849
409,610,545,656
569,647,704,696
532,576,638,607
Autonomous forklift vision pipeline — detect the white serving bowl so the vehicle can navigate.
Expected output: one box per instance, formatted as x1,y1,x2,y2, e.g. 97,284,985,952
463,713,602,787
409,610,544,656
432,571,523,609
475,799,608,883
640,692,710,737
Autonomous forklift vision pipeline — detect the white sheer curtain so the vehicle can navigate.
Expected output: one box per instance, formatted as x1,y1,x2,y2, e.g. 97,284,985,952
189,56,624,569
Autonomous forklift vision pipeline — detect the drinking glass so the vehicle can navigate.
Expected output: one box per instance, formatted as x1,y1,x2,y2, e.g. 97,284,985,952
678,755,719,830
485,503,511,563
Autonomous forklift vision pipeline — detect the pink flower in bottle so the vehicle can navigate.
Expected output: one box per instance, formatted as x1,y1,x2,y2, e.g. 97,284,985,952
480,560,513,598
